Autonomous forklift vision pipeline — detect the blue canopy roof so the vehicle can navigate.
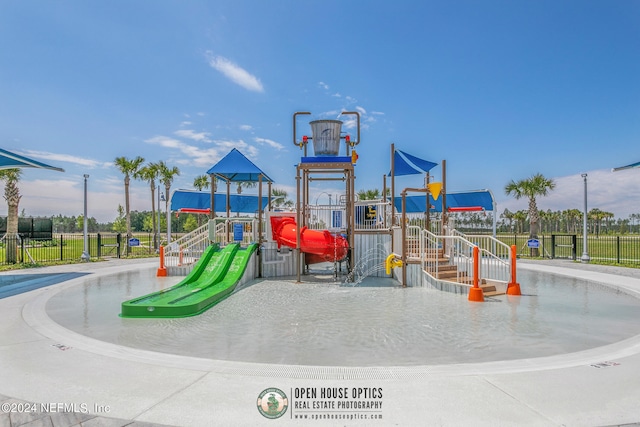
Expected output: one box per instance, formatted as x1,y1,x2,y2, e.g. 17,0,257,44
206,148,273,182
0,148,64,172
171,190,269,213
388,149,437,176
613,160,640,172
393,190,495,213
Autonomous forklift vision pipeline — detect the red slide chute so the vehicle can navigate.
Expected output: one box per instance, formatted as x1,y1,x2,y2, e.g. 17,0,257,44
270,216,348,264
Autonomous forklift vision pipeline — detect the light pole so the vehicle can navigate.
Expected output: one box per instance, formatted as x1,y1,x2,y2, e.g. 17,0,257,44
81,174,90,262
157,190,164,250
314,191,331,205
581,173,590,263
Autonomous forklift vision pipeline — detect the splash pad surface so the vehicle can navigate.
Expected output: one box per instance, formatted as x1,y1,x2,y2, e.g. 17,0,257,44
45,267,640,367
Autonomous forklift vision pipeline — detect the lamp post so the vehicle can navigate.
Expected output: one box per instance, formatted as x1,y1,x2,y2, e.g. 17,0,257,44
314,191,331,205
581,173,590,263
157,190,164,250
81,174,90,262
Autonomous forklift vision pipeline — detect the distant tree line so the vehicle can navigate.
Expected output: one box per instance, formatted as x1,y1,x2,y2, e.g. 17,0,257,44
450,208,640,235
45,208,204,235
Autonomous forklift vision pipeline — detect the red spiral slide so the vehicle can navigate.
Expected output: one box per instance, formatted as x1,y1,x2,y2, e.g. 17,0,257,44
270,216,348,264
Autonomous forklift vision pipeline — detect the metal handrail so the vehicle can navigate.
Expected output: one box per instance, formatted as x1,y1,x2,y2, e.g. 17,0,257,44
420,228,511,286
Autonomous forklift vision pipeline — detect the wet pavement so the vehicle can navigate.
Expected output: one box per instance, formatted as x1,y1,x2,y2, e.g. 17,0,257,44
2,257,640,426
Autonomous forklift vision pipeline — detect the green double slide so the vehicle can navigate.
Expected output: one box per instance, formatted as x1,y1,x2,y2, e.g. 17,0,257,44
121,243,257,318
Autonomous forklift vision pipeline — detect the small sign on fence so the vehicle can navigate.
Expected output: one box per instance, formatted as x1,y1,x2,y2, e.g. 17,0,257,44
233,223,243,242
527,238,540,249
128,238,140,247
332,210,343,228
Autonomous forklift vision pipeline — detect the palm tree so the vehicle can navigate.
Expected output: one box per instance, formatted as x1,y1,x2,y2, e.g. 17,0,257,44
512,210,528,234
138,162,160,249
0,168,22,263
193,174,210,192
505,173,556,256
501,208,515,232
114,156,145,254
193,174,210,226
588,208,612,237
272,188,294,209
236,181,256,194
357,188,381,201
158,161,180,242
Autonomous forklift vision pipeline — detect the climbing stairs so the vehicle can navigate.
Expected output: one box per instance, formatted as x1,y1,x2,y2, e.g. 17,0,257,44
422,248,504,296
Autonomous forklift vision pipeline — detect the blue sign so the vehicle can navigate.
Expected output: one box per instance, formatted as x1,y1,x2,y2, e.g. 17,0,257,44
527,239,540,249
332,210,342,228
128,238,140,247
233,223,244,241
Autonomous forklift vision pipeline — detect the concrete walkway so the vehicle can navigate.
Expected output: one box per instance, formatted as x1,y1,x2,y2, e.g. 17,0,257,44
1,258,640,426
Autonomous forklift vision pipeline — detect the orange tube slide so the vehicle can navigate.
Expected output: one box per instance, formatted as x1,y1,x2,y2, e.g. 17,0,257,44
270,216,348,264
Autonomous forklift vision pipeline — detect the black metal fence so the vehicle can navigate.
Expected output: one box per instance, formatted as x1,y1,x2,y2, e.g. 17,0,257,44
497,234,640,266
0,233,158,266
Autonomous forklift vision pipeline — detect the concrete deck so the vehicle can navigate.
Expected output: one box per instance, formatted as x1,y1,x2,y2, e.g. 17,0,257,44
1,258,640,426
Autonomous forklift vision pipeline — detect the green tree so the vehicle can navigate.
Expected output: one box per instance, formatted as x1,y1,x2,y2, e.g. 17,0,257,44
182,214,199,232
0,169,22,263
112,205,127,233
357,188,381,200
139,162,161,249
114,156,145,254
193,174,210,192
512,210,528,234
505,173,556,256
193,174,211,226
272,188,293,209
236,181,256,194
76,215,99,232
501,208,515,232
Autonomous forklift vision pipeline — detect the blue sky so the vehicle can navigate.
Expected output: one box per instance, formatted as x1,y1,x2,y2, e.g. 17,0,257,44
1,1,639,222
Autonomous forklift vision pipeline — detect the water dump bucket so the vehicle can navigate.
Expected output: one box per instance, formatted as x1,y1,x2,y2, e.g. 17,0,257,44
309,120,342,156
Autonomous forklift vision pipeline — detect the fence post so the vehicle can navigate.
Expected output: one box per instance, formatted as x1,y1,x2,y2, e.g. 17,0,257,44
60,234,63,261
551,235,556,259
617,236,621,264
97,233,102,258
571,235,577,260
117,234,122,258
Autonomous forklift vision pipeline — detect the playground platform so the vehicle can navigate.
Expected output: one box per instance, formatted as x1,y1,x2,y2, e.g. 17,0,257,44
2,258,640,426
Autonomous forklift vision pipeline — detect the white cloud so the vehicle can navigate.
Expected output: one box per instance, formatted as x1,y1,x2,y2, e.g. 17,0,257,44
355,106,367,115
332,92,341,98
212,139,259,159
145,135,220,167
318,81,329,90
239,124,253,131
254,137,284,150
19,150,109,168
174,129,212,143
206,52,264,93
5,177,128,223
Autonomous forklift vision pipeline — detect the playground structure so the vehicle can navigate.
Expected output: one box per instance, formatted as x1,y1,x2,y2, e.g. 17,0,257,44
129,112,523,317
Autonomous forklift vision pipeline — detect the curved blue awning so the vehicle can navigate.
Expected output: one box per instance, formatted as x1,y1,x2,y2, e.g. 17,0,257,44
171,189,269,213
393,190,495,213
